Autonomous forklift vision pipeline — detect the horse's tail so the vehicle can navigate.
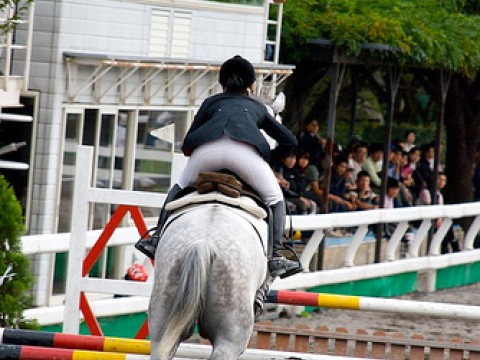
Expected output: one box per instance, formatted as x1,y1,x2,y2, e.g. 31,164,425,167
156,240,213,359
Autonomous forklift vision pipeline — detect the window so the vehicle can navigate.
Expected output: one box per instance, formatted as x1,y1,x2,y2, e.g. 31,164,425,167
149,9,192,58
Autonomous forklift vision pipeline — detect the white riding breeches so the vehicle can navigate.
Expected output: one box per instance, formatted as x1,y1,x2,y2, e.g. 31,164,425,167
178,136,282,206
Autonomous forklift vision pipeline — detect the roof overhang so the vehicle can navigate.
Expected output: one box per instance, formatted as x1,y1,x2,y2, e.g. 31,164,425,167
63,52,295,106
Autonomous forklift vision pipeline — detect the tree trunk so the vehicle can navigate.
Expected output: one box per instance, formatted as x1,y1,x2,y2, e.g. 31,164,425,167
444,74,480,205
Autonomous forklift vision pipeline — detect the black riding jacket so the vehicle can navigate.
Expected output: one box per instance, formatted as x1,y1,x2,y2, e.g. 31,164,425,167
182,92,297,162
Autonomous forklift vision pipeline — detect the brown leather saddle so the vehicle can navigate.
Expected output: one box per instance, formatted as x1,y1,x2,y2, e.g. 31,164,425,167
193,170,267,212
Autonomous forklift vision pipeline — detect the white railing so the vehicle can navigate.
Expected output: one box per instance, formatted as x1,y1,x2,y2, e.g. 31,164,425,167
21,145,480,328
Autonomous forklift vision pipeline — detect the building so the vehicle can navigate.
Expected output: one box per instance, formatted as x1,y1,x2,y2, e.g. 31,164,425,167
0,0,293,306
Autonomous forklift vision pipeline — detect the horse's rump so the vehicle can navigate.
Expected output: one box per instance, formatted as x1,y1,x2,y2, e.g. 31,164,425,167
149,203,268,360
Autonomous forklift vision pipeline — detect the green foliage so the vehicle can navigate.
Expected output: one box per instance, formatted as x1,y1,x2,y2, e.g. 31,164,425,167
0,175,35,328
0,0,34,35
205,0,262,5
282,0,480,75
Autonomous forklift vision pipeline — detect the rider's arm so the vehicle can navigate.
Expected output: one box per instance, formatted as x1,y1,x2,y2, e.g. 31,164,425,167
261,110,297,160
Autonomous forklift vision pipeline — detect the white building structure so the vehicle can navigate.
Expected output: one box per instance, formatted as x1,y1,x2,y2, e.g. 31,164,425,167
0,0,293,306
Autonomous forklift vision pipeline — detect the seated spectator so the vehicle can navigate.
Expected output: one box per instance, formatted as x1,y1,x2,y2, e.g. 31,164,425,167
297,118,325,169
362,142,384,192
351,171,378,210
329,153,356,213
402,147,421,203
413,142,435,197
383,177,401,238
388,144,413,207
347,141,368,191
274,152,316,215
296,149,322,211
417,172,459,254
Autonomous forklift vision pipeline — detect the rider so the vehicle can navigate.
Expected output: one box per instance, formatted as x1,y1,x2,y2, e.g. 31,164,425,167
135,55,303,279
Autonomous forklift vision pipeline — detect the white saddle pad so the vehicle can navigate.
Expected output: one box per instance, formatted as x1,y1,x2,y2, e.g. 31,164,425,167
165,191,268,219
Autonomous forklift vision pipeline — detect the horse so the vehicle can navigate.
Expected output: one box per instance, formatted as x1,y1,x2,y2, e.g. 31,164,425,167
148,191,269,360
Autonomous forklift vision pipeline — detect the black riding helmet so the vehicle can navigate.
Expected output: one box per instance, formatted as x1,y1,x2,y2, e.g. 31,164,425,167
219,55,256,90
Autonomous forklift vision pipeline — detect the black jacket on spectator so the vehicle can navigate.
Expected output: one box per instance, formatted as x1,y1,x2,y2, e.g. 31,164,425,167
413,158,433,195
182,92,297,163
297,133,324,167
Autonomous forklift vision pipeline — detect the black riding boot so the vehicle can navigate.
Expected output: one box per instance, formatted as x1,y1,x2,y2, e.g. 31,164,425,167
135,184,182,259
268,201,303,279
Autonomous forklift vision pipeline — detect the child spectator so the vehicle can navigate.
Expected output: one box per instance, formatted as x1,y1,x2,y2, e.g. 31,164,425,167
383,177,401,239
296,149,322,211
274,152,316,215
329,153,356,213
351,171,379,210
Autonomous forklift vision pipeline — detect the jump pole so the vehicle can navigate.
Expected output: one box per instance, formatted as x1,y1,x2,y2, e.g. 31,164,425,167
0,328,365,360
0,327,150,354
268,290,480,320
0,343,149,359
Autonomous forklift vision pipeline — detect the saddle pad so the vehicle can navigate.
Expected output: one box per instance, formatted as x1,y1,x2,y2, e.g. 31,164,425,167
165,191,267,219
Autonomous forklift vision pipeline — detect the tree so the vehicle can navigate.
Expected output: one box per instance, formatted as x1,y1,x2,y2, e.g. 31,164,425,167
279,0,480,203
0,174,34,328
0,0,34,35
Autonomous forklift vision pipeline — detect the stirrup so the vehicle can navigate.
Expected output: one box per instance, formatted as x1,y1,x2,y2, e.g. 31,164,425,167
281,241,301,263
268,256,303,279
134,227,159,259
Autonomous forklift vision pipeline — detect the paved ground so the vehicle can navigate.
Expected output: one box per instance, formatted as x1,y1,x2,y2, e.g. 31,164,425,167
268,283,480,341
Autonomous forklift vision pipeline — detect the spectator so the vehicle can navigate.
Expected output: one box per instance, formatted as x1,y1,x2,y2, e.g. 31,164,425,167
329,153,357,213
413,142,435,196
362,142,384,192
351,171,379,210
297,118,325,169
296,149,322,211
417,173,459,254
403,130,416,152
383,177,401,238
384,177,401,209
402,147,421,203
388,143,403,180
347,142,368,190
402,147,421,180
274,152,316,215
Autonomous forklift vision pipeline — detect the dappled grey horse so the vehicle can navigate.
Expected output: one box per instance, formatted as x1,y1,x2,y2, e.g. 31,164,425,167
148,193,269,360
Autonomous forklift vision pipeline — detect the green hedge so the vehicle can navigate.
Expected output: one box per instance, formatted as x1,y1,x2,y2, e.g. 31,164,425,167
0,175,36,328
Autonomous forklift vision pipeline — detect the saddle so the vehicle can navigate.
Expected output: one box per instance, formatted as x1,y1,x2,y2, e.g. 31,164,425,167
196,171,243,198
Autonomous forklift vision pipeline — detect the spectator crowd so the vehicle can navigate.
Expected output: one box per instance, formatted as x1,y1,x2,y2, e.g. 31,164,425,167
271,118,461,253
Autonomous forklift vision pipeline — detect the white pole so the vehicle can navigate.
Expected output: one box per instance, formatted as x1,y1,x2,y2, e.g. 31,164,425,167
63,146,94,334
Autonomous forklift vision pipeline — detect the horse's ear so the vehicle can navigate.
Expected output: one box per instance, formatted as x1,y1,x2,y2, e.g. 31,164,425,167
270,92,285,114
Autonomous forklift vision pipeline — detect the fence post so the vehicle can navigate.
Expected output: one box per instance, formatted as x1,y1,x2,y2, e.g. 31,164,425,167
63,146,94,334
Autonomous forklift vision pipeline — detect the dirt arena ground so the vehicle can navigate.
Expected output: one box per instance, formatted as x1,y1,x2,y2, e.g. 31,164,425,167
268,283,480,341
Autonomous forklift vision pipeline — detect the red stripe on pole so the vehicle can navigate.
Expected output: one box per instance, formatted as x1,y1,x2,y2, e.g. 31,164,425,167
53,333,105,351
276,290,319,307
20,345,74,359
